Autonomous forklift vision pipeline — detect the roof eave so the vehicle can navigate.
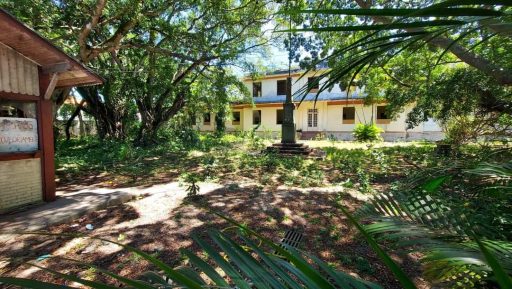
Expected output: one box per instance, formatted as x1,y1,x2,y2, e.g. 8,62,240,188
0,9,103,88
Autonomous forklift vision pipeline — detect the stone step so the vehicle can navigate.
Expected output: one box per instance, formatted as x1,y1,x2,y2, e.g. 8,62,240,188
266,147,312,155
268,147,312,153
271,143,309,148
266,142,316,157
267,146,310,151
267,150,312,156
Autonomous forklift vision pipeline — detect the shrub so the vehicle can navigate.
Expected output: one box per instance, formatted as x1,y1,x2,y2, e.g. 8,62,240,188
352,123,383,142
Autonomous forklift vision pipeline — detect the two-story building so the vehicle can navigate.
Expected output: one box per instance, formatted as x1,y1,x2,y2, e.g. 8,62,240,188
197,69,444,141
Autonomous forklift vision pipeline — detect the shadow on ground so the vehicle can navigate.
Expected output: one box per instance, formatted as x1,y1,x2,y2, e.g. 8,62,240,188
0,184,428,289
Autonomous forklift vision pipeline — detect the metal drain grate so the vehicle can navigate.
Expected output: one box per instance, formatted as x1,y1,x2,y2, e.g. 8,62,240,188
281,229,304,248
275,229,304,255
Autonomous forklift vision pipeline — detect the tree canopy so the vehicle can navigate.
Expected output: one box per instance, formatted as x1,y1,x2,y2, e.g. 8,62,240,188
283,0,512,139
3,0,276,143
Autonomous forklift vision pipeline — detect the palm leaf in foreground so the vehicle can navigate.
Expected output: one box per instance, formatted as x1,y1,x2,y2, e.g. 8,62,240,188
0,226,382,289
352,189,512,288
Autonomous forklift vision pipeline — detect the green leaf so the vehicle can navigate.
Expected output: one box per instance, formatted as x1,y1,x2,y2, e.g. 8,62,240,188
473,237,512,289
0,277,75,289
288,8,504,17
282,20,467,33
23,262,121,289
192,234,252,289
0,232,204,289
213,212,337,289
239,235,305,289
208,229,276,289
337,204,419,289
421,176,450,193
307,253,383,289
180,249,230,288
430,0,512,9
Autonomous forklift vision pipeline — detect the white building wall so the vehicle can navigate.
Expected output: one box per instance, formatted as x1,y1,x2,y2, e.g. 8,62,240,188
256,107,282,132
225,109,243,132
244,71,347,98
220,71,445,141
197,113,215,131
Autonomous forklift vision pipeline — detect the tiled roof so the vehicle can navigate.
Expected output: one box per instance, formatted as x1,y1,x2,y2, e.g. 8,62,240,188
251,91,366,104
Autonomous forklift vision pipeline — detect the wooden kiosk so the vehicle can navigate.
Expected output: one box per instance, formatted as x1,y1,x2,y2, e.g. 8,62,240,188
0,9,103,212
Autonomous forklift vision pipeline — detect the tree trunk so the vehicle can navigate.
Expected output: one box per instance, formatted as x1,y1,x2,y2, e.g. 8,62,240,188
70,95,86,138
215,109,226,136
77,110,85,137
134,90,187,146
51,88,71,142
135,121,161,147
65,99,85,140
76,86,126,140
354,0,512,86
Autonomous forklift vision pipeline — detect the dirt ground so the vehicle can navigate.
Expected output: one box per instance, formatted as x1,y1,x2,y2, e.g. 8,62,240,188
0,179,429,289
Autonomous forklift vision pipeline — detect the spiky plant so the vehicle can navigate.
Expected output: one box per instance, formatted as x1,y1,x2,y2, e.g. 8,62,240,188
349,162,512,288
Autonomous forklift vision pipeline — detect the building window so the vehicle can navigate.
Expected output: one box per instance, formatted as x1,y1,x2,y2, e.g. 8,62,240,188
277,79,288,95
376,105,390,124
253,110,261,125
276,109,284,124
307,109,318,128
0,100,38,153
253,82,262,97
342,107,355,124
232,111,241,125
308,77,319,91
203,113,211,125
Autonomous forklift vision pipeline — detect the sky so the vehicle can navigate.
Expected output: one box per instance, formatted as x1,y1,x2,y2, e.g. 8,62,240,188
231,20,298,77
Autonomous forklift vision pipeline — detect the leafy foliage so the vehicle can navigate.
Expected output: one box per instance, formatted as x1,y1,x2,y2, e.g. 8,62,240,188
182,173,201,199
353,123,383,142
285,1,512,91
282,1,512,144
3,0,273,143
352,159,512,288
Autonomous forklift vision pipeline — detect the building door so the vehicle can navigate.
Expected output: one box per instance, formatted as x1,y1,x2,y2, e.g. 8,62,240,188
307,109,318,130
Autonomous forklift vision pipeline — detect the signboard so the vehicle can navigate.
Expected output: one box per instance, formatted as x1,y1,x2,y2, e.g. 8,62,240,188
0,117,38,153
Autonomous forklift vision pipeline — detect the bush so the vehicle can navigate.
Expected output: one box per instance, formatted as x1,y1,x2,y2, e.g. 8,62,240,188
443,115,512,147
352,123,383,142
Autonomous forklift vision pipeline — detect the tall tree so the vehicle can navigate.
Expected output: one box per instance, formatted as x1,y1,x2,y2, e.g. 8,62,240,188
3,0,275,142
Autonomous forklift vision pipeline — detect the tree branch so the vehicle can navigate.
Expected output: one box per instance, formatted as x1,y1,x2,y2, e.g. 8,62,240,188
354,0,512,85
78,0,106,62
380,66,412,88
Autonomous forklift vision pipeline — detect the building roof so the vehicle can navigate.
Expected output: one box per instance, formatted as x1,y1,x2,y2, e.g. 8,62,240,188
0,9,103,88
265,68,303,76
251,91,366,104
244,63,330,81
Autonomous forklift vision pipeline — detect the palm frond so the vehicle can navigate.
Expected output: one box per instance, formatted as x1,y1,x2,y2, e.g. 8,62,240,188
467,161,512,180
0,227,382,289
284,0,512,100
353,189,512,287
288,8,506,17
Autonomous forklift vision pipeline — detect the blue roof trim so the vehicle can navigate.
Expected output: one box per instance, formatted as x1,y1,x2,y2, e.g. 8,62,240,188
251,92,366,104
